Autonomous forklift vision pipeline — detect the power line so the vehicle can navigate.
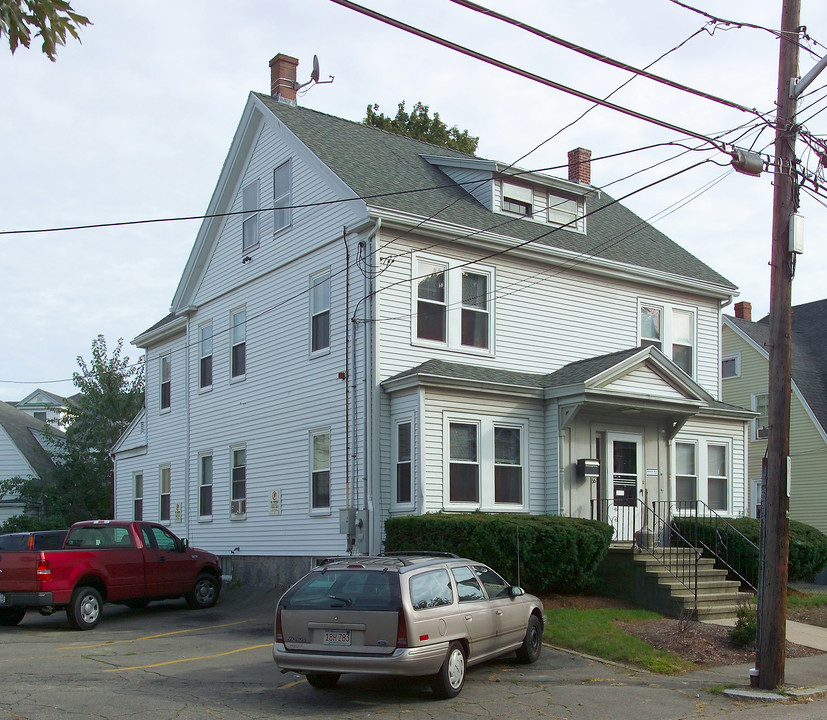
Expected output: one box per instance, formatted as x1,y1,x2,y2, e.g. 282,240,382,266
448,0,762,116
327,0,732,152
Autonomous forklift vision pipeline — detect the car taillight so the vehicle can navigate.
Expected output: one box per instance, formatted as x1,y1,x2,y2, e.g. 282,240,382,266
36,553,51,581
275,607,284,643
396,609,408,648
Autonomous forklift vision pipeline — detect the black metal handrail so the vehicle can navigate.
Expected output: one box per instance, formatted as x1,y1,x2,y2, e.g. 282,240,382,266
592,498,700,613
654,500,758,592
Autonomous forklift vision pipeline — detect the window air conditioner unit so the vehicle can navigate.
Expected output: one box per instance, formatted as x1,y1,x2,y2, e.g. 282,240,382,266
231,499,246,515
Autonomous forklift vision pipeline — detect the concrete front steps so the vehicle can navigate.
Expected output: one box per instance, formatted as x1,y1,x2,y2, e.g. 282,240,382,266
598,545,753,619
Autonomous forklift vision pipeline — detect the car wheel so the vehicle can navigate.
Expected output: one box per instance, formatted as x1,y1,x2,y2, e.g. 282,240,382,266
67,586,103,630
516,614,543,664
0,608,26,626
185,573,220,609
305,673,340,689
431,641,466,699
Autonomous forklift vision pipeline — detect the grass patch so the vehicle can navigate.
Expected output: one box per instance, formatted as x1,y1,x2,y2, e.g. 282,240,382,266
543,607,695,674
700,684,737,695
788,593,827,608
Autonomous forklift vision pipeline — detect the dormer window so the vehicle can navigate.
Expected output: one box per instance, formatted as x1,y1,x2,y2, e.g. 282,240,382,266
501,182,533,217
547,194,579,226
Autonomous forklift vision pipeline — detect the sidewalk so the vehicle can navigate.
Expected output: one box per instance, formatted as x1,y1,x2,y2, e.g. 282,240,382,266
706,617,827,652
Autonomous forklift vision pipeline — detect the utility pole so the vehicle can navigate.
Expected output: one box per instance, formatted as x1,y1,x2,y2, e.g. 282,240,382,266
757,0,800,691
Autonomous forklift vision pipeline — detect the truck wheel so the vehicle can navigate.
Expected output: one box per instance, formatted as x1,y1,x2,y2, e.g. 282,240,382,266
185,573,220,609
67,586,103,630
0,608,26,626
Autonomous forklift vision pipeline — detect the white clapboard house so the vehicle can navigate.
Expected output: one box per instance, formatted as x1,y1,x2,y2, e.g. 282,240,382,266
113,54,753,587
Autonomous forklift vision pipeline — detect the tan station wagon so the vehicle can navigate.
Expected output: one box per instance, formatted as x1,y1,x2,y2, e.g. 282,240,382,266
272,553,545,698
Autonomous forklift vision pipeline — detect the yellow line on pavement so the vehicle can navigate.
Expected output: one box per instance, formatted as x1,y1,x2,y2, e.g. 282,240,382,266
279,679,307,690
104,643,272,672
59,619,253,650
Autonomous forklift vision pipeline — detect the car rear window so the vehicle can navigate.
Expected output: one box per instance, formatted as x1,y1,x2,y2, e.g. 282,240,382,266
0,535,27,550
284,569,401,611
65,526,133,548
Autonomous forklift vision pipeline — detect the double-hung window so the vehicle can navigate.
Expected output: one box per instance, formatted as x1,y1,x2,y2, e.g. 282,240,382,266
447,417,526,510
547,194,580,226
673,440,730,512
310,430,330,511
199,453,213,518
231,308,246,379
199,323,213,389
159,354,171,411
753,393,769,439
394,421,413,506
133,473,143,521
231,447,246,517
273,161,291,233
638,301,696,377
242,179,259,251
160,465,171,523
310,271,330,353
501,181,533,217
414,256,493,352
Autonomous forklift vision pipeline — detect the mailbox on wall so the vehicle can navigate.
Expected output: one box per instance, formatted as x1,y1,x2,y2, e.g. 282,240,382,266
576,458,600,480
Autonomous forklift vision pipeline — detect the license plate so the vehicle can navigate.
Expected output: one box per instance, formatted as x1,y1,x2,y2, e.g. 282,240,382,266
323,629,351,646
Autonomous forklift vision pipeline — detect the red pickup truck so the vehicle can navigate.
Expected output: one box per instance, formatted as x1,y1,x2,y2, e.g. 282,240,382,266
0,520,222,630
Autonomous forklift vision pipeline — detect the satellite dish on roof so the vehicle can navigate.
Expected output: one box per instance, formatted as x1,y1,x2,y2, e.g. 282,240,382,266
295,54,335,92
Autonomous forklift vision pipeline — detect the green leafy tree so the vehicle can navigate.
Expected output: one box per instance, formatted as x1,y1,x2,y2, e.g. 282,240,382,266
0,336,144,531
364,101,479,154
0,0,90,61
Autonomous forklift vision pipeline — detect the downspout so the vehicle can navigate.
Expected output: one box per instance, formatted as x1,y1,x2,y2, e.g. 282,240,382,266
185,314,191,542
343,227,350,530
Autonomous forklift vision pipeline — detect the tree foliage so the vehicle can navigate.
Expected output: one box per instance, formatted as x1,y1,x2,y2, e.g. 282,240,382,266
0,0,90,61
364,101,479,154
0,336,144,531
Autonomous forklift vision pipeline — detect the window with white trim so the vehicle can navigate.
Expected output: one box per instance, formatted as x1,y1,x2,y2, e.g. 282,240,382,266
547,193,580,226
242,179,259,251
753,393,769,440
133,472,143,521
231,308,246,379
160,465,171,523
673,440,730,512
394,420,413,506
273,161,291,233
310,271,330,353
231,447,246,517
639,300,696,376
199,453,213,518
445,416,527,510
501,181,533,217
310,430,330,511
722,352,741,379
199,322,213,389
414,256,493,352
159,354,171,411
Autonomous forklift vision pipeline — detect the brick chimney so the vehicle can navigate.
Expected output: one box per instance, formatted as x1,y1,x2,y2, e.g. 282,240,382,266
568,147,591,185
734,301,752,321
270,54,299,105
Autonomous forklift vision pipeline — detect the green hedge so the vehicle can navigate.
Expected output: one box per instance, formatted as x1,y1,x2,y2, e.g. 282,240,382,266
671,516,827,586
384,513,613,595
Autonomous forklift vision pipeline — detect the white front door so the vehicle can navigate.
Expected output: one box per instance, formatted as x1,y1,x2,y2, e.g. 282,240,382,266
606,432,643,542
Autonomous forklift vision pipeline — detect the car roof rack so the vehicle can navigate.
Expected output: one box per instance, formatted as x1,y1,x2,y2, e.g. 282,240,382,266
379,551,459,558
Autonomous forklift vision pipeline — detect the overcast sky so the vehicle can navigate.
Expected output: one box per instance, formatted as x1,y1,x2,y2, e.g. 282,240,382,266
2,0,826,400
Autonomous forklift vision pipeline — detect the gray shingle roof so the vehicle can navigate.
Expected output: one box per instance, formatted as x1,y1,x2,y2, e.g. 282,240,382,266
730,298,827,432
257,94,735,289
0,400,62,481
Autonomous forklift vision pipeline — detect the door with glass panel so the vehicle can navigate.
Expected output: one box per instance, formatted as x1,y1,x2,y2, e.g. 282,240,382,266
605,433,643,541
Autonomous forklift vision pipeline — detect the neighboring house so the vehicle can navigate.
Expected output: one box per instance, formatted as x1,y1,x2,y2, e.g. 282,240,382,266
112,53,753,584
722,299,827,536
0,400,64,524
10,388,74,429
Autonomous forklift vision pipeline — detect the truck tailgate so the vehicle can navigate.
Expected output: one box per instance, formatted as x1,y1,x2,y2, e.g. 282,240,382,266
0,552,38,592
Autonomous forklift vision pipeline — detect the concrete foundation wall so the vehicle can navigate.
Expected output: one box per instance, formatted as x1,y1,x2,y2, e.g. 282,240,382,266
219,555,314,593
